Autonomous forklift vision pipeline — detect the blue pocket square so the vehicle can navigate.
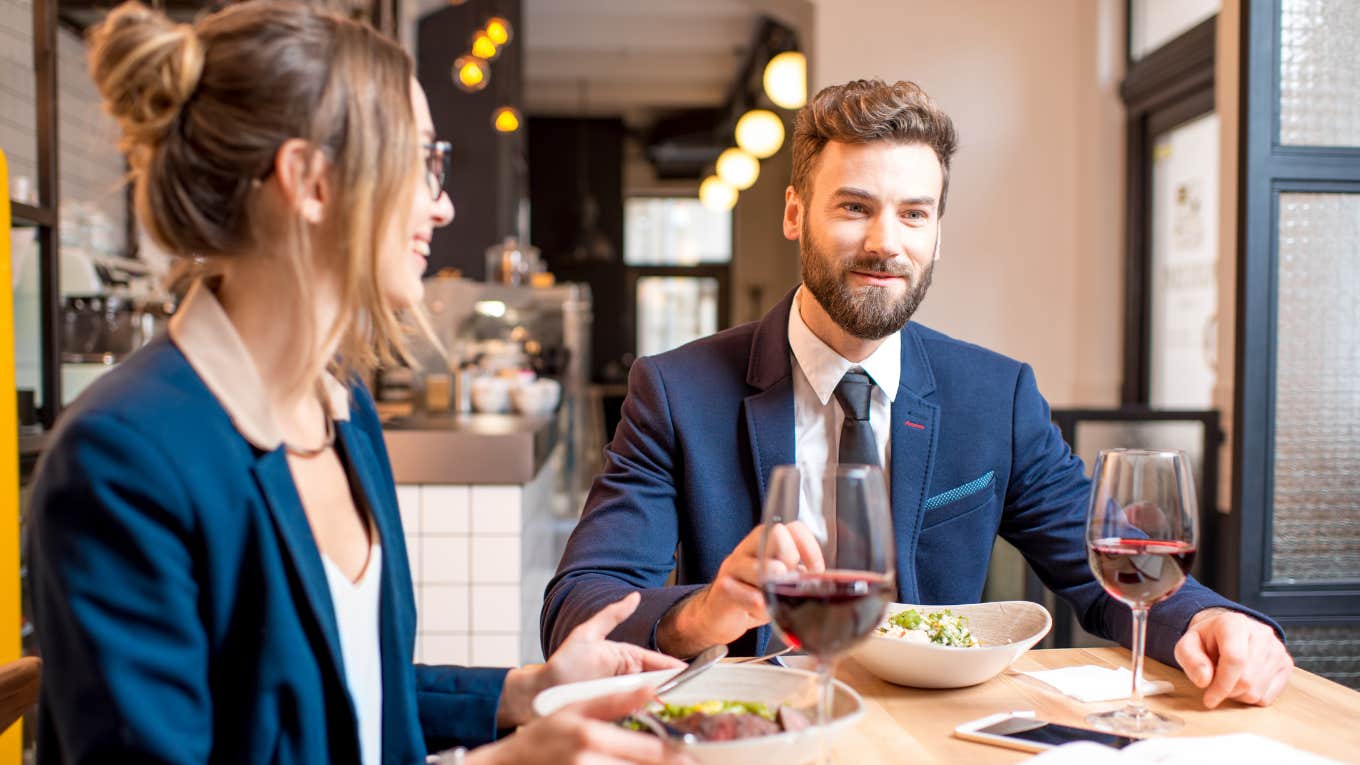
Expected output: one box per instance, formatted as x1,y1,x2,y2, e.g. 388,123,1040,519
923,471,996,511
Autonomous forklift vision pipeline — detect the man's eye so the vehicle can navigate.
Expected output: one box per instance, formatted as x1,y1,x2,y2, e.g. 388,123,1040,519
903,210,927,221
842,202,867,214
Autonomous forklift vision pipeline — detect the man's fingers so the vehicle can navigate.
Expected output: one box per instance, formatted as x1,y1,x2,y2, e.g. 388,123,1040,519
1260,657,1292,705
571,592,642,643
619,643,687,672
767,524,804,570
1202,626,1249,708
1174,626,1214,688
787,521,826,573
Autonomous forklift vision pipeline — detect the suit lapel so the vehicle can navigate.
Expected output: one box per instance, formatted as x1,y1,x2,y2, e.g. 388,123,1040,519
743,288,799,524
888,325,940,604
250,450,347,684
336,421,419,764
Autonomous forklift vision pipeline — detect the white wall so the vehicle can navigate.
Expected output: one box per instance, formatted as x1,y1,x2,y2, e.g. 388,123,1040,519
810,0,1126,407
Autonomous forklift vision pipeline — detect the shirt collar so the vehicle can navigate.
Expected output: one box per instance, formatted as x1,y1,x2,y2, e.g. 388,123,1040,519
787,285,901,406
168,280,350,451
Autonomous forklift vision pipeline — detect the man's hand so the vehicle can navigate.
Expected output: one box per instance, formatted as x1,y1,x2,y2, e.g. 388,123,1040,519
498,592,684,729
656,521,824,658
1174,607,1293,708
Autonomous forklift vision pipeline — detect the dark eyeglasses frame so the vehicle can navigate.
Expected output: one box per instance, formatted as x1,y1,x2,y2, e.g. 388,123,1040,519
423,140,452,201
254,140,452,201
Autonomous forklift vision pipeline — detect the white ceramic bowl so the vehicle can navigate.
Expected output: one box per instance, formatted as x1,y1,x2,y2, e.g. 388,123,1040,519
469,377,511,414
532,664,864,765
511,378,561,416
851,601,1052,689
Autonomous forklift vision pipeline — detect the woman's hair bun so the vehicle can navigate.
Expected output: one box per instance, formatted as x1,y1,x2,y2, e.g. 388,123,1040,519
87,1,204,156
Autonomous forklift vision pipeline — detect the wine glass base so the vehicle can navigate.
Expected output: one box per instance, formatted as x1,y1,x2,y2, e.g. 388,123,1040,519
1086,706,1182,736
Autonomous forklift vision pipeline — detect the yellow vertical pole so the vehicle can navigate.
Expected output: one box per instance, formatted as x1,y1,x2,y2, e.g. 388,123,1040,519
0,149,23,763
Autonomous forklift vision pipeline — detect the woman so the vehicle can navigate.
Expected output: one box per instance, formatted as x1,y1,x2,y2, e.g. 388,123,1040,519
27,3,693,763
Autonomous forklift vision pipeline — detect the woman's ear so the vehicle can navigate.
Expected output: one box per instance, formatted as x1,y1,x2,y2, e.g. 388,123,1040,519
271,139,331,224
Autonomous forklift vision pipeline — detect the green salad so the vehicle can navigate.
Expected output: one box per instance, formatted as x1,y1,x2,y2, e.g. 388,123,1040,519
655,700,775,720
875,608,980,647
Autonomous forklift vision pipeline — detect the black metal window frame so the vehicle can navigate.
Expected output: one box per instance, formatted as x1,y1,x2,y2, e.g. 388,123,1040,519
1234,0,1360,622
1119,13,1217,405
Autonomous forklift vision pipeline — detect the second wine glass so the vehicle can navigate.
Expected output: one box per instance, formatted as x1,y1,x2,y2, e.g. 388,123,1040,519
759,463,895,764
1085,448,1200,735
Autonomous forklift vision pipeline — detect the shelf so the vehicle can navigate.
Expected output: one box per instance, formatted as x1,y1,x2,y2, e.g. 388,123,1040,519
9,200,55,228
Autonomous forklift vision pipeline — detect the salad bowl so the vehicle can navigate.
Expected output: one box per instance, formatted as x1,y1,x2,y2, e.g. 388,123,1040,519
851,601,1052,689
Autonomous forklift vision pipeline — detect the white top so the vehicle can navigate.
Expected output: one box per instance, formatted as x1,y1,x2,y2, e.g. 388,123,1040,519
322,545,384,765
787,287,901,521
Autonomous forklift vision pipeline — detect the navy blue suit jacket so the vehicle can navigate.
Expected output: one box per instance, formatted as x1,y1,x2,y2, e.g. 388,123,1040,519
29,336,506,764
542,290,1277,665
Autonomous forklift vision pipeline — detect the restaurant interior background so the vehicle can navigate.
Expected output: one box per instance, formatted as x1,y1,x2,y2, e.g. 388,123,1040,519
1,0,1358,758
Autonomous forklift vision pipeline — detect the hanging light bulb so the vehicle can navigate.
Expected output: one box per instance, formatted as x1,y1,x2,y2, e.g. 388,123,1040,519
484,16,513,46
492,106,522,133
735,109,784,159
699,176,737,211
763,51,807,109
452,55,490,92
470,30,500,60
715,147,759,190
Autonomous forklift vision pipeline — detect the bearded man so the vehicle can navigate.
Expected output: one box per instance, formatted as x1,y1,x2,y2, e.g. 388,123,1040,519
541,79,1293,710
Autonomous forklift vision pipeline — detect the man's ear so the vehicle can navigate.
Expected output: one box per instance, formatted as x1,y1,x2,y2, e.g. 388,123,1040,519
783,185,803,241
933,223,943,261
271,139,331,224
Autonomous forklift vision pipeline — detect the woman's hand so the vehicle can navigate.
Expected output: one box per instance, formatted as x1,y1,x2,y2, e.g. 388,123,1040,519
469,687,697,765
497,592,685,729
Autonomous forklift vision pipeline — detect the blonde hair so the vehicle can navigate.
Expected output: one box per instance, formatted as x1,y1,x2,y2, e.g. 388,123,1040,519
791,79,959,215
89,0,422,390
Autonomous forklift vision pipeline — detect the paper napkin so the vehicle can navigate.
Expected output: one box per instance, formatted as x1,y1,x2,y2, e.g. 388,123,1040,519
1019,665,1174,703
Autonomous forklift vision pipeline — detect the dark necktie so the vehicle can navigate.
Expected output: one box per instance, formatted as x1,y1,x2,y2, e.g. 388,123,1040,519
833,369,879,466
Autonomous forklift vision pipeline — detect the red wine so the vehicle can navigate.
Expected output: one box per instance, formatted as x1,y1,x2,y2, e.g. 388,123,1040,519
1089,538,1196,607
766,571,892,657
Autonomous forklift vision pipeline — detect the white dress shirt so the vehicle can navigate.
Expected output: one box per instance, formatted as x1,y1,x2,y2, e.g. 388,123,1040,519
787,286,900,523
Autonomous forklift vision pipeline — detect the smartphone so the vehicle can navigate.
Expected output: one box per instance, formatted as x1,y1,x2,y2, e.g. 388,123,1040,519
953,711,1138,753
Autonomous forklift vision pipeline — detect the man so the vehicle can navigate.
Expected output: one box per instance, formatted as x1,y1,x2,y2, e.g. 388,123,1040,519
543,79,1293,709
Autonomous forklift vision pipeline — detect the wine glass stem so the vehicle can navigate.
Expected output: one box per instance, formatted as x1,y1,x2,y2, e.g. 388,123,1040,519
1129,606,1149,715
816,657,837,764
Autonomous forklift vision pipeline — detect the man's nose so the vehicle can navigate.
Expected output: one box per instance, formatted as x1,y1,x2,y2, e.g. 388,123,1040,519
863,211,903,257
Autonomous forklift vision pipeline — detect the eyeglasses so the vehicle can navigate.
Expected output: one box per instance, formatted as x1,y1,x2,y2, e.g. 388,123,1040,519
423,140,452,200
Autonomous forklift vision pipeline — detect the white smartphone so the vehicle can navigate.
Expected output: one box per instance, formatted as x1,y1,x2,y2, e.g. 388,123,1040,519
953,711,1138,753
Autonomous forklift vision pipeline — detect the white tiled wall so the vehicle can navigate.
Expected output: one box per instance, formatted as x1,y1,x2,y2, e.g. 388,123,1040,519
404,481,542,667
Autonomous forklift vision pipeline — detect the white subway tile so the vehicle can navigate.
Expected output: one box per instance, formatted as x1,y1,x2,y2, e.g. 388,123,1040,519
421,584,470,633
470,536,521,584
421,633,470,666
471,485,521,535
404,535,422,585
470,633,520,667
471,584,520,632
421,535,470,583
395,485,420,535
421,485,470,534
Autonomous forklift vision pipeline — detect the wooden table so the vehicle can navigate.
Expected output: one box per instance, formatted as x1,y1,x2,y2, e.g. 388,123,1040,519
827,647,1360,763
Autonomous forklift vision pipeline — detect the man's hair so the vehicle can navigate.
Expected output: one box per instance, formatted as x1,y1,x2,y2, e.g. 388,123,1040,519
791,79,959,215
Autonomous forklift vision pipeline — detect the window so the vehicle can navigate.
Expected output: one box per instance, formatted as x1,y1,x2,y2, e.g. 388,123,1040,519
624,197,731,356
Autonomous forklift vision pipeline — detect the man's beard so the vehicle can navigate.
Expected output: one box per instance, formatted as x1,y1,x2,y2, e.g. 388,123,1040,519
800,220,935,340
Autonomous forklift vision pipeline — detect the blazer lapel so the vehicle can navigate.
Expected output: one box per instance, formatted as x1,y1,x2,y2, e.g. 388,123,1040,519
743,288,799,522
251,450,347,685
336,421,420,764
888,325,940,604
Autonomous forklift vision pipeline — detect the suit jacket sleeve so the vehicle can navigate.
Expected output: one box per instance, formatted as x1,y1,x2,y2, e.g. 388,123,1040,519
998,364,1282,666
413,664,511,751
540,356,704,655
28,412,212,764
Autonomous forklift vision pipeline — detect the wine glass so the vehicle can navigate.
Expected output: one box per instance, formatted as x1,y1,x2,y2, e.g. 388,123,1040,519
759,463,895,763
1085,448,1199,735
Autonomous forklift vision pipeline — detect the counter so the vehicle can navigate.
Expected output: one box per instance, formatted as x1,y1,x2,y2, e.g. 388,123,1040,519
383,410,571,667
381,411,559,484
